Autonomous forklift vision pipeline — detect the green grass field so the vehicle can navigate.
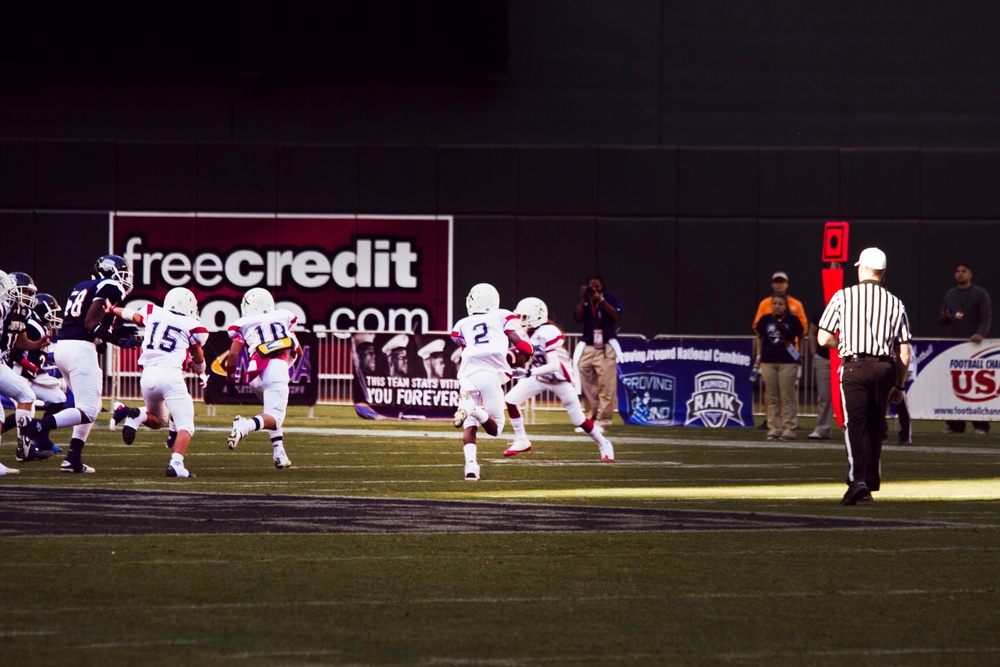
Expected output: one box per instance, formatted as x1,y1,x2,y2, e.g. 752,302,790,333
2,404,999,666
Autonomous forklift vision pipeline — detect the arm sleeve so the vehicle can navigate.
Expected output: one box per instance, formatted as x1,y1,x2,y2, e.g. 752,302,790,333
977,289,992,337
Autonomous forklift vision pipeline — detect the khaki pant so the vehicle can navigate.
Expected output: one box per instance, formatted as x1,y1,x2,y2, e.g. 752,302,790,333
579,344,617,427
760,362,799,438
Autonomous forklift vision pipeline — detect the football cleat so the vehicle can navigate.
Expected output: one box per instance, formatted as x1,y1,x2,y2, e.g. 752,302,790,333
464,462,480,481
453,408,468,429
110,402,137,427
0,463,20,476
274,454,292,469
166,464,196,478
119,409,141,445
18,445,55,463
598,437,615,463
60,460,96,474
15,415,30,462
227,416,244,450
503,438,533,457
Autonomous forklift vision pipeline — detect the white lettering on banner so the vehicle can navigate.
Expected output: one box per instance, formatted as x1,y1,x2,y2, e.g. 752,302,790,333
123,234,420,292
619,347,751,367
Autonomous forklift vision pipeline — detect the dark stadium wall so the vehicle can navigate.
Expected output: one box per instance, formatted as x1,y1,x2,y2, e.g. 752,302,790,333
2,2,1000,338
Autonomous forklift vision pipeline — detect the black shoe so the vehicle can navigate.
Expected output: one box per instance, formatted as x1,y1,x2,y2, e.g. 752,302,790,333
21,445,55,462
840,483,871,506
119,408,141,445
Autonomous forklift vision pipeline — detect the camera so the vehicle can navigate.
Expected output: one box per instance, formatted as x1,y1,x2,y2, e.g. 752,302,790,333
586,285,598,295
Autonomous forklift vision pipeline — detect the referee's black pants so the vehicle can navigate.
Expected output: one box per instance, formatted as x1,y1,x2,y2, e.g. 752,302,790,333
840,359,895,490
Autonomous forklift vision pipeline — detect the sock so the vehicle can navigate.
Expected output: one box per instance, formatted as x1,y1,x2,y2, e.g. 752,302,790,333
510,416,526,439
67,437,86,463
463,443,477,465
581,418,595,434
252,416,265,432
471,406,489,424
170,452,184,466
270,433,285,457
124,407,147,430
16,407,35,430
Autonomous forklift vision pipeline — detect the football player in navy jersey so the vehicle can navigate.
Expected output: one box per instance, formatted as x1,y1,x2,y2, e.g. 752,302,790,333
0,271,45,466
2,293,67,460
21,255,142,474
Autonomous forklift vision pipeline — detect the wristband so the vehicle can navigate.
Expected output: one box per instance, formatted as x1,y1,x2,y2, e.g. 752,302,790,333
514,339,533,357
119,307,137,322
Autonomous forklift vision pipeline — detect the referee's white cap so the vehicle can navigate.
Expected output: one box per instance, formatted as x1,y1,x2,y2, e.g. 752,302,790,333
855,247,887,270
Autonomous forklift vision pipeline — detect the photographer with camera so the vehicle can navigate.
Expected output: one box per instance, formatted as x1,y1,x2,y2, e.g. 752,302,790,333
573,275,622,430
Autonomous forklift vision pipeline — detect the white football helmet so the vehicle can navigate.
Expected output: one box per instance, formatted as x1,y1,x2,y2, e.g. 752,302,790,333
515,297,548,331
0,271,14,307
163,287,199,318
241,287,275,317
466,283,500,316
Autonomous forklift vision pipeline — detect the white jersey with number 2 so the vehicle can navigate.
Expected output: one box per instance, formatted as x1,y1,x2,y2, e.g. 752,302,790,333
450,309,523,378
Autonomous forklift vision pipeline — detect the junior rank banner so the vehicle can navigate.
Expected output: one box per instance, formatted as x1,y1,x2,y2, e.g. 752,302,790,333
202,331,318,406
615,337,755,428
351,332,463,420
904,339,1000,421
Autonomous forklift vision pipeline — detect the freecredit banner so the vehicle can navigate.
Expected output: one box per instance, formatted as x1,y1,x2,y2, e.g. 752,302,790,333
615,337,755,428
350,331,462,420
110,213,453,333
904,339,1000,421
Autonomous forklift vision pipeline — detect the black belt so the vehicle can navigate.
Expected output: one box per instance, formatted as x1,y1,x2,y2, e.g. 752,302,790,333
846,354,892,363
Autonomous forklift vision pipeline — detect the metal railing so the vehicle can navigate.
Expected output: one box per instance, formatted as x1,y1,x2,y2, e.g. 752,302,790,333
102,330,818,420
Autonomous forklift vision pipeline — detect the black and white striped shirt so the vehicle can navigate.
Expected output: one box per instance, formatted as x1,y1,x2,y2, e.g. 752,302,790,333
818,280,912,358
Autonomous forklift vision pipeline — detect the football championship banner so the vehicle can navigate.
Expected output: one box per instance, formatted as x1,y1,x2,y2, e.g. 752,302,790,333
616,337,755,428
904,339,1000,421
111,213,453,333
351,332,463,420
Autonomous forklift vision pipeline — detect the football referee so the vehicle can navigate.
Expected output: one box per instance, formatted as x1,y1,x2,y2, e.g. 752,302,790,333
817,247,912,506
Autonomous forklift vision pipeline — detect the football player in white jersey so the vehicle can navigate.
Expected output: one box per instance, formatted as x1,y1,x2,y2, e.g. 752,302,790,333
504,297,614,462
20,255,142,474
225,287,301,469
110,287,209,478
449,283,533,481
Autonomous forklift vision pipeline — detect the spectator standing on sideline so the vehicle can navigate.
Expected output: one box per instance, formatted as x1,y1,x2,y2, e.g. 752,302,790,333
818,247,911,506
891,340,917,445
940,262,992,435
753,272,808,341
808,307,833,440
753,271,807,429
754,295,804,441
572,275,622,429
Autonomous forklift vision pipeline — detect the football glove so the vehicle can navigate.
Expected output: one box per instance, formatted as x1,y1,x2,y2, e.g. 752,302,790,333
511,368,532,380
